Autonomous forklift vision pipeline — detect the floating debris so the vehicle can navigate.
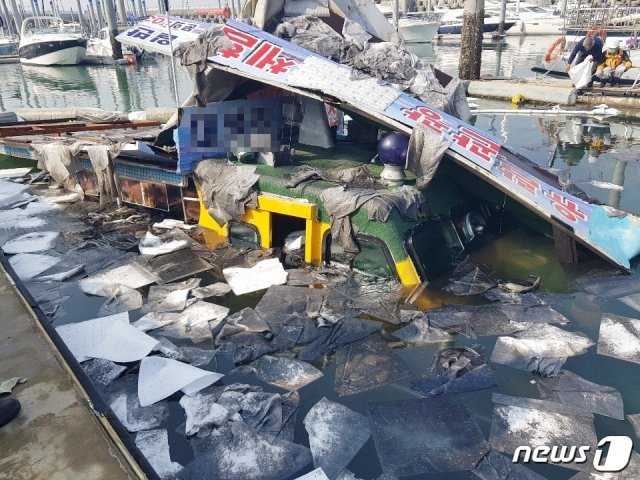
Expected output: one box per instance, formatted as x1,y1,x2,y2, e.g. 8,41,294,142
231,355,323,391
472,451,547,480
368,397,489,476
179,388,233,436
536,370,624,420
79,261,157,293
628,414,640,439
139,230,190,257
597,313,640,365
81,358,126,390
177,419,312,480
137,356,223,406
2,231,59,254
490,394,597,472
298,318,382,361
97,284,143,317
304,397,371,480
491,324,594,376
497,275,541,294
135,429,183,479
153,219,196,230
56,312,159,363
334,334,411,397
444,266,497,296
108,377,170,433
411,345,497,397
192,282,232,299
9,253,62,280
142,278,202,313
223,258,289,295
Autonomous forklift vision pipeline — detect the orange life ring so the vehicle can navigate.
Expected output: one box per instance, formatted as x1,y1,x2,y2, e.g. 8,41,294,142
586,28,607,41
545,37,566,63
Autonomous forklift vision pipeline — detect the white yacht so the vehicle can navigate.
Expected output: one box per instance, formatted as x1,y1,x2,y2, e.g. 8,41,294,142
377,3,441,43
486,2,564,36
18,16,87,66
86,27,144,65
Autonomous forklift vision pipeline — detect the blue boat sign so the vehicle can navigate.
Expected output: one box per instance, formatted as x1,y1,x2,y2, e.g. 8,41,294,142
118,18,640,270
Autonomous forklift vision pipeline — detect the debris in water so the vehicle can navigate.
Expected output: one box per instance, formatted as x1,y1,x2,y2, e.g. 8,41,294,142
472,451,547,480
97,284,143,317
135,429,183,479
334,334,411,397
498,275,540,293
490,393,597,472
81,358,126,390
628,414,640,439
79,261,157,293
192,282,232,299
231,355,323,391
56,311,159,363
304,397,371,480
9,253,62,280
137,356,223,406
138,247,214,284
295,468,330,480
223,258,289,295
491,324,594,376
586,180,624,191
179,389,233,436
367,397,490,476
298,318,382,361
597,313,640,365
536,370,624,420
411,345,497,397
2,231,59,254
177,419,312,480
153,219,195,230
392,316,455,344
443,266,497,296
142,278,202,313
139,230,190,257
108,377,170,432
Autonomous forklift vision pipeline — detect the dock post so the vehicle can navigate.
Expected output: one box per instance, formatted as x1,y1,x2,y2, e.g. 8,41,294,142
117,0,126,23
74,0,87,30
104,0,122,59
497,0,506,35
458,0,484,80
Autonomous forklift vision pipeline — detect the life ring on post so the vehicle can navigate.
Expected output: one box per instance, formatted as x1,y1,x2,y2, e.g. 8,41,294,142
586,28,607,41
545,37,566,63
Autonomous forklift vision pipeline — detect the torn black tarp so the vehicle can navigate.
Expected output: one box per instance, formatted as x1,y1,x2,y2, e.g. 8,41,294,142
334,334,411,397
303,397,371,480
194,159,259,227
490,394,597,472
177,419,312,480
367,397,489,476
298,317,382,361
491,324,594,376
536,370,624,420
411,345,496,397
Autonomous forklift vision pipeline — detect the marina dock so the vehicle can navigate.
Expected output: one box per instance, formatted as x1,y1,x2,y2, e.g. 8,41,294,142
0,264,137,480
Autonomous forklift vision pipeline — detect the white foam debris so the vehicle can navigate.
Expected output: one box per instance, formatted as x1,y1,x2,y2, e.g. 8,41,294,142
56,312,159,363
8,253,62,280
135,429,183,479
223,258,288,295
139,231,189,257
79,262,157,293
137,356,223,406
153,219,195,230
598,314,640,365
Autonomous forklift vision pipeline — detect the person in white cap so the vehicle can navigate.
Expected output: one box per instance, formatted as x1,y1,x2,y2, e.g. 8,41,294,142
594,38,632,87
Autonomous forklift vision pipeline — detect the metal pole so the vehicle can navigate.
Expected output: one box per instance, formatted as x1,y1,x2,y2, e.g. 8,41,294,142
129,0,136,17
103,0,121,58
458,0,484,80
135,0,141,18
164,0,179,108
141,0,145,15
74,0,86,30
497,0,506,35
95,0,104,28
117,0,126,22
7,0,22,34
393,0,399,31
560,0,567,17
0,0,14,35
87,0,97,34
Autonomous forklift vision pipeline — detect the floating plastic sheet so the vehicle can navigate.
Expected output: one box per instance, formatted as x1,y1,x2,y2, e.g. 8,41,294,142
232,355,323,391
160,301,230,343
303,397,371,480
0,377,27,395
137,356,223,406
153,219,196,230
178,419,312,480
223,258,289,295
491,324,594,376
490,394,597,472
298,318,382,361
472,451,547,480
138,248,214,284
97,284,143,317
155,337,217,367
109,377,169,432
81,358,126,390
180,389,233,436
483,288,543,305
597,313,640,365
24,280,70,321
192,282,232,299
142,278,202,313
411,345,497,397
444,266,497,296
9,253,62,280
368,397,490,476
571,273,640,299
33,263,85,282
629,414,640,439
135,429,183,479
56,312,159,363
2,231,59,254
139,230,190,257
334,334,411,397
79,262,157,294
536,370,624,420
392,316,455,344
296,468,330,480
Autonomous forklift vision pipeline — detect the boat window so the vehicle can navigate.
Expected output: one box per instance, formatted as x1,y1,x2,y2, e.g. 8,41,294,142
328,234,396,280
405,218,465,283
228,222,260,248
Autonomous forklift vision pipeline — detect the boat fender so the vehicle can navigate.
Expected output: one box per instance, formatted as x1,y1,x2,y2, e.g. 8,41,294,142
545,37,566,63
511,94,526,106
